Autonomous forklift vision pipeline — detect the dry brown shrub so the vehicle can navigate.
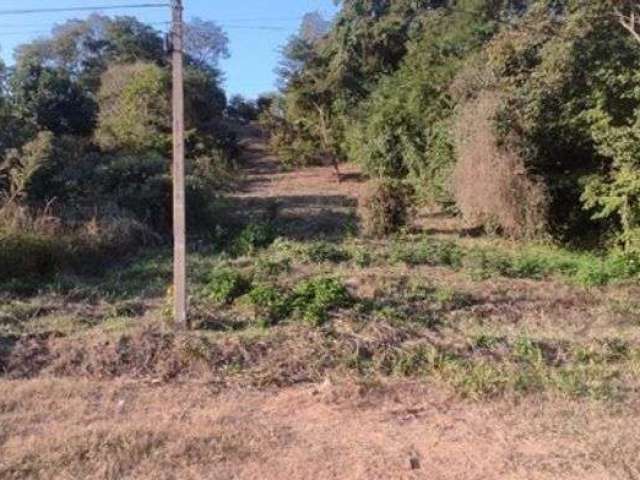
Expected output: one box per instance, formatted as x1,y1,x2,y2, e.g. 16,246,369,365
360,180,415,237
453,92,548,239
449,52,497,101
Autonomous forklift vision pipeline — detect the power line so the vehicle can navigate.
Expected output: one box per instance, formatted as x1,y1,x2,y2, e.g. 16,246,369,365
0,24,289,37
0,3,169,16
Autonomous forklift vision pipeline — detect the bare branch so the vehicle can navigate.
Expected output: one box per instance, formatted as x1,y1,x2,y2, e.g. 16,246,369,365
614,2,640,44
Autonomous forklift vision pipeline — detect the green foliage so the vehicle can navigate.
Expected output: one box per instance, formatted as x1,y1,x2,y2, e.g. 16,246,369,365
0,14,237,285
226,95,259,124
231,223,277,256
351,247,374,268
208,268,252,305
267,1,448,168
0,232,65,281
14,15,166,93
253,256,292,279
259,94,323,168
268,0,640,254
247,284,291,326
11,62,97,136
344,1,498,202
485,1,640,248
242,275,352,327
93,152,171,230
388,236,640,286
184,66,228,131
184,17,230,69
96,62,170,152
391,238,464,268
0,207,157,288
271,0,508,203
291,277,351,326
0,14,238,249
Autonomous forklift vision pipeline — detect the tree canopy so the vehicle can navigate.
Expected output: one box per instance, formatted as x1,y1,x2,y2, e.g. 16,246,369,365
0,14,237,236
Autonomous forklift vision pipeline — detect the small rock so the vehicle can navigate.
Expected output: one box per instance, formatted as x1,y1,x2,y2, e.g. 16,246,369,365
409,453,421,470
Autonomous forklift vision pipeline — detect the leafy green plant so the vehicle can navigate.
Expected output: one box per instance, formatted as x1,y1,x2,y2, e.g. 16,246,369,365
391,239,463,268
208,268,251,305
352,247,373,268
231,222,276,256
291,277,352,326
0,232,65,281
246,283,291,327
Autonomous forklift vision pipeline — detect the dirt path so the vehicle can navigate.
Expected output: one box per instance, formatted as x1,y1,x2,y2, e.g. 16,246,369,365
232,130,365,240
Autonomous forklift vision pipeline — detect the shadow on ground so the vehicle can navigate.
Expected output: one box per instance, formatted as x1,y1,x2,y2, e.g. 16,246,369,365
226,194,360,241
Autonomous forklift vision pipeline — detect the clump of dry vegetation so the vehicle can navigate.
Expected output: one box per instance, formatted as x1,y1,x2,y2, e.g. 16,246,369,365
0,202,158,284
453,92,549,239
360,180,415,237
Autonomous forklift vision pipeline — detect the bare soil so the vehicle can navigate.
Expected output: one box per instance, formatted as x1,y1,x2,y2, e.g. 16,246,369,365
233,132,365,240
1,133,639,479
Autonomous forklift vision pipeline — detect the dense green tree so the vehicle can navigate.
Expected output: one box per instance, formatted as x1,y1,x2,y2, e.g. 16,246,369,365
456,0,640,247
10,61,97,136
14,15,166,93
0,14,237,243
345,0,505,203
277,11,330,88
184,65,227,131
95,62,169,152
270,0,516,181
226,95,259,123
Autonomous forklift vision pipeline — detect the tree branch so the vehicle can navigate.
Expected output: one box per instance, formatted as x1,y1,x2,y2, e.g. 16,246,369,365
615,4,640,44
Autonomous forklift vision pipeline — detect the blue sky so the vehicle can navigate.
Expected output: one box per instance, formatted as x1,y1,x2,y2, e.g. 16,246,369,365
0,0,338,98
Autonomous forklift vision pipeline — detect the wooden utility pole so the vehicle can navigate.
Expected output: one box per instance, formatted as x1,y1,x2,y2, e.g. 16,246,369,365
171,0,188,329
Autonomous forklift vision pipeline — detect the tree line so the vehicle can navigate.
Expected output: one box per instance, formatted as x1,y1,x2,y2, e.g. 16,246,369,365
263,0,640,253
0,14,237,229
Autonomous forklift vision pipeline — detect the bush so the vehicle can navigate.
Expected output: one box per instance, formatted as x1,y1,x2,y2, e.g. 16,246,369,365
207,268,251,305
253,257,292,279
247,284,291,327
453,92,549,239
573,252,640,287
0,232,65,281
484,3,640,247
94,152,171,230
291,277,351,326
96,62,170,152
231,222,276,256
360,180,415,237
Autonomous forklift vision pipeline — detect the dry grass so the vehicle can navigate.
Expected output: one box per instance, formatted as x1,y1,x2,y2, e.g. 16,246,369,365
1,378,639,480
